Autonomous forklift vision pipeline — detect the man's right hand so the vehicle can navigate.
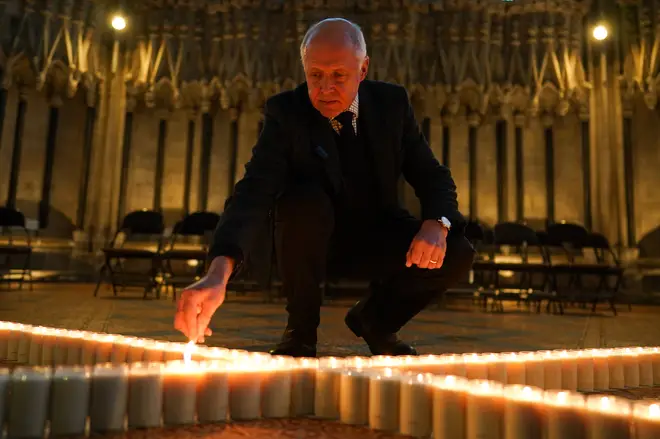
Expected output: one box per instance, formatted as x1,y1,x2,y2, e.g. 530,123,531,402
174,256,235,343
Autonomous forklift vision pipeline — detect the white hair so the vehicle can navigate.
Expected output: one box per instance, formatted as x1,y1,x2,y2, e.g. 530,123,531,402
300,18,367,61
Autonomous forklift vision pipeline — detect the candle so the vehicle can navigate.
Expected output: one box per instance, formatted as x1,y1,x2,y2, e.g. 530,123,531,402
80,333,100,365
440,354,468,377
368,368,400,432
7,367,51,439
202,346,231,360
144,341,166,362
262,357,293,419
290,358,317,416
520,351,544,389
197,361,229,423
15,326,31,363
93,334,116,364
543,390,587,439
63,330,86,365
539,350,562,390
127,338,147,363
89,363,129,433
0,368,9,429
585,395,632,439
483,354,507,383
432,375,470,439
3,323,24,361
338,368,370,426
464,353,490,380
0,322,11,359
49,366,91,436
503,385,544,439
556,350,578,391
127,362,163,428
228,362,263,421
110,337,130,363
607,351,625,389
617,349,641,388
466,380,505,439
571,350,595,391
632,402,660,439
591,349,611,390
407,355,441,374
637,349,654,386
314,357,344,419
27,326,46,365
400,372,434,437
163,360,202,425
502,352,526,385
648,347,660,385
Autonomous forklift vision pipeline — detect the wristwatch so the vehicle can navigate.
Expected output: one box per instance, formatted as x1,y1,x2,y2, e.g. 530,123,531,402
437,216,451,232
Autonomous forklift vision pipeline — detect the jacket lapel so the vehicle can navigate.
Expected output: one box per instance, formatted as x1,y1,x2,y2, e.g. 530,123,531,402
357,83,389,196
295,84,343,195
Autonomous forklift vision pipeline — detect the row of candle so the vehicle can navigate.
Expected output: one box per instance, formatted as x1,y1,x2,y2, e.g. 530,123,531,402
0,359,657,439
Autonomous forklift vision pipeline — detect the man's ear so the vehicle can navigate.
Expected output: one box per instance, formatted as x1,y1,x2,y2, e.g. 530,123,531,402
359,56,370,81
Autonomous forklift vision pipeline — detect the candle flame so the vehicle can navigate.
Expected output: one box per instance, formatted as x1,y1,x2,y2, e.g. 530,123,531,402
557,391,568,404
445,375,456,385
600,397,610,408
384,368,392,377
650,404,660,418
183,340,195,364
417,373,424,383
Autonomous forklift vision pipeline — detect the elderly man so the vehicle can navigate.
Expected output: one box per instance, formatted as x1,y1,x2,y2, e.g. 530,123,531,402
174,18,475,357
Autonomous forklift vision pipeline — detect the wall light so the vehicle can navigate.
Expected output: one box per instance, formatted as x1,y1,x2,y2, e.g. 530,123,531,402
592,24,608,41
111,14,127,31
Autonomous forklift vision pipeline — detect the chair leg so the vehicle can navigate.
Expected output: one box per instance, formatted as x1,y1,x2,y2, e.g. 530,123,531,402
93,264,108,297
609,299,618,316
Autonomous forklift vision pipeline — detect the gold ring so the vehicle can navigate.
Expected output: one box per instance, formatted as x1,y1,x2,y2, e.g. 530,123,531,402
429,260,438,264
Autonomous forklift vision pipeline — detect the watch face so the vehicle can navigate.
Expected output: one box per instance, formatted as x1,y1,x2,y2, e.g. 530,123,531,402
440,217,451,229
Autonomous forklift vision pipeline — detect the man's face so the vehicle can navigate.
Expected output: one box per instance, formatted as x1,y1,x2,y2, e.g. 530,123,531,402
303,40,369,118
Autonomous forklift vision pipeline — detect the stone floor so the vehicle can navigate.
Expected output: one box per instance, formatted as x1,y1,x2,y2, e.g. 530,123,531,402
1,283,659,357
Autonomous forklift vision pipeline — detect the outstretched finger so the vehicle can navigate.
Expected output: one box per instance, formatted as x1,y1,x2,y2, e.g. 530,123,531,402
182,292,200,342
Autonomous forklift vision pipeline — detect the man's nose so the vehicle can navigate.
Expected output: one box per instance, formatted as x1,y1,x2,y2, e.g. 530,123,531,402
319,76,336,91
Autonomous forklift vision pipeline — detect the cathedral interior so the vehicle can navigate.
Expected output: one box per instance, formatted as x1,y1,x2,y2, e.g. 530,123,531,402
0,0,659,300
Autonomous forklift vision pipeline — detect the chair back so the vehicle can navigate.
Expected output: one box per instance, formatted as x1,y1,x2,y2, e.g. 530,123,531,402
546,223,589,248
119,210,165,236
493,222,539,246
465,221,485,244
585,232,619,265
173,212,220,236
0,207,27,228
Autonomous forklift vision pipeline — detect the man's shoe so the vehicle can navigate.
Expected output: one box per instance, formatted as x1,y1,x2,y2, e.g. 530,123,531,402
344,307,418,356
268,329,317,357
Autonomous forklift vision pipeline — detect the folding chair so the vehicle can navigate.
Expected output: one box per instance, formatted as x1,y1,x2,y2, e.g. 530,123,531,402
544,223,590,313
485,222,551,312
160,211,220,301
0,207,33,290
464,220,496,302
93,210,165,299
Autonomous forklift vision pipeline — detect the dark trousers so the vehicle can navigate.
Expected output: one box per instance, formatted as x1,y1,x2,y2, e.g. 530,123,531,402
274,185,475,344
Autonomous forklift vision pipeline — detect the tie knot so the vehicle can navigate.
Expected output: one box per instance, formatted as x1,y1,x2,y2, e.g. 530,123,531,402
335,111,354,131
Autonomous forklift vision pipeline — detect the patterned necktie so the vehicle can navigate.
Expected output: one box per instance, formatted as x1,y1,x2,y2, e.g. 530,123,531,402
335,111,356,139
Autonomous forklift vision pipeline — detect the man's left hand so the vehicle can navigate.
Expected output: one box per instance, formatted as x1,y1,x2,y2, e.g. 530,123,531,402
406,220,448,269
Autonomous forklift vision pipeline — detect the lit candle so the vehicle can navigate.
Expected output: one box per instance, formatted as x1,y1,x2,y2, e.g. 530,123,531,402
110,337,130,364
0,322,11,359
520,351,544,389
27,326,46,365
339,368,370,425
539,350,562,390
585,395,632,439
127,338,148,363
7,367,51,439
556,350,578,391
441,354,468,377
466,380,505,439
571,350,595,391
591,349,610,390
632,402,660,439
49,366,91,436
368,368,400,433
32,327,61,366
127,362,163,428
649,347,660,385
163,360,202,425
14,324,32,363
503,385,544,439
262,356,293,419
89,363,129,433
197,361,229,423
617,348,640,388
290,358,318,417
408,355,441,374
144,341,167,362
93,334,116,364
400,372,434,437
464,353,490,380
228,361,263,421
543,390,587,439
502,352,526,385
637,348,654,386
80,333,101,365
0,368,9,429
607,351,625,389
314,357,344,419
432,375,470,439
487,354,508,384
63,330,86,365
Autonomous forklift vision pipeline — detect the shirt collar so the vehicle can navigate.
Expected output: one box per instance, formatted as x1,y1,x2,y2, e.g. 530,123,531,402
330,93,360,122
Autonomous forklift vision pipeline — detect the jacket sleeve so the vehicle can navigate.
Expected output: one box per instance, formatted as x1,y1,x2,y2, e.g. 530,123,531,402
398,87,465,232
207,99,290,270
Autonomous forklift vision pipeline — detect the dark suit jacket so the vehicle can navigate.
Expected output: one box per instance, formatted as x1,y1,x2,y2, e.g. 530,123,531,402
209,80,464,272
